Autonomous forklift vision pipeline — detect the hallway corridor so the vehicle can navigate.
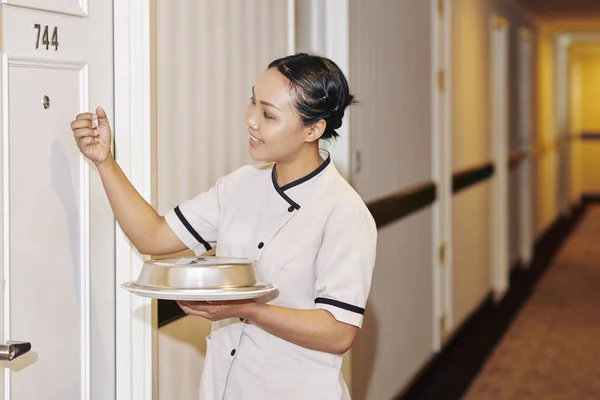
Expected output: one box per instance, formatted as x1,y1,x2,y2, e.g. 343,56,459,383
463,205,600,399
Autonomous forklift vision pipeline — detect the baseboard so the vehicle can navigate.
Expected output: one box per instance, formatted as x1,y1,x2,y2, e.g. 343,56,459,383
395,201,586,400
581,193,600,206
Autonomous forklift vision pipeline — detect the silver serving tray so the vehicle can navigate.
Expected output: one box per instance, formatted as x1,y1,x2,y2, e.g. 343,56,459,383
121,256,278,301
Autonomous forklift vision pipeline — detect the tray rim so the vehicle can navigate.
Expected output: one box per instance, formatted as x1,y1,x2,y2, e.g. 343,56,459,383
147,256,255,267
121,281,278,301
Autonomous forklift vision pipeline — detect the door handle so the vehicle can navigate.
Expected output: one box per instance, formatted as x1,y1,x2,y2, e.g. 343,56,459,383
0,341,31,361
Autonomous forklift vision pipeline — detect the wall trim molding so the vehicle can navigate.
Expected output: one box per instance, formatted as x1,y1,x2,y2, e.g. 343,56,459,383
114,1,155,399
367,182,437,229
394,199,589,400
452,162,495,194
580,132,600,141
581,193,600,204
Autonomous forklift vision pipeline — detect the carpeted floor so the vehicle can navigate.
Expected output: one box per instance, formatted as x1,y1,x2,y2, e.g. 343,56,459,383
462,205,600,400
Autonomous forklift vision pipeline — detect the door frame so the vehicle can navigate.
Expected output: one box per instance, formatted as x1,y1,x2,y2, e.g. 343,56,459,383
489,14,510,300
431,0,453,350
554,34,572,217
113,1,156,399
517,27,534,267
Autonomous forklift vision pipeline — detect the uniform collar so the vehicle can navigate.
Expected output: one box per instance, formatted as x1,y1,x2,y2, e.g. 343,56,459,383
271,149,332,210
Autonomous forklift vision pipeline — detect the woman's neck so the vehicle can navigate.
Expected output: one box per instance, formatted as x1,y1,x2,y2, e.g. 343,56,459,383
274,145,324,187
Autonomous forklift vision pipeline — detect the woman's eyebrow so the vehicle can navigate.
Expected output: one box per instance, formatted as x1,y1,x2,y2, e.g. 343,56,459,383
252,86,282,111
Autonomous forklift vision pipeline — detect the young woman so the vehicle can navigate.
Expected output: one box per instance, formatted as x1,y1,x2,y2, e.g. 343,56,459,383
71,53,377,399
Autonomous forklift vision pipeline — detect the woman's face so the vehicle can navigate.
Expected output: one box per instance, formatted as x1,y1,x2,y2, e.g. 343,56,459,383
245,68,316,162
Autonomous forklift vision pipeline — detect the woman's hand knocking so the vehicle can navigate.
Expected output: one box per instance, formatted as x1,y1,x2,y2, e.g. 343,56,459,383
70,106,112,166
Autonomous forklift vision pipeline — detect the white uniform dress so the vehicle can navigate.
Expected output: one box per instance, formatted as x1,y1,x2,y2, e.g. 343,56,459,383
164,150,377,400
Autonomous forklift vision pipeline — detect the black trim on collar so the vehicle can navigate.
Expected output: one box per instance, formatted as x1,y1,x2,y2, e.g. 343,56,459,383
174,206,213,252
315,297,365,315
271,168,300,210
271,153,331,210
280,155,331,191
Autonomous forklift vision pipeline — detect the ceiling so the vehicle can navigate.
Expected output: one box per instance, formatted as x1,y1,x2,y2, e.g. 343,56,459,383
516,0,600,16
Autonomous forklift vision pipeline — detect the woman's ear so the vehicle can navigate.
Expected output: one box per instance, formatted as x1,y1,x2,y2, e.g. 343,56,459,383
305,119,326,143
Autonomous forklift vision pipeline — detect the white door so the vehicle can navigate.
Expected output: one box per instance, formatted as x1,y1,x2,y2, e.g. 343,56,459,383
0,1,115,399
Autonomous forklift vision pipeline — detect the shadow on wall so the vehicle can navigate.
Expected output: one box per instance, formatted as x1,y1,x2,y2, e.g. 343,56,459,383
51,139,111,386
351,304,379,400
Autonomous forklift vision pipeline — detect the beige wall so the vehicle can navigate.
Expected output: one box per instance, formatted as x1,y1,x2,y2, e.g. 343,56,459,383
158,316,210,400
579,57,600,130
538,17,600,205
451,0,491,171
578,55,600,194
449,0,537,328
449,0,492,330
348,1,435,399
531,18,600,232
534,33,559,236
452,187,491,325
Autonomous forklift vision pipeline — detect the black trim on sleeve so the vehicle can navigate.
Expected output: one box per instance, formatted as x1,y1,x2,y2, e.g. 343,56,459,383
315,297,365,315
174,206,213,252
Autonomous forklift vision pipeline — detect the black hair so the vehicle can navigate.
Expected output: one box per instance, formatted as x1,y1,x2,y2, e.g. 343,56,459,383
268,53,356,140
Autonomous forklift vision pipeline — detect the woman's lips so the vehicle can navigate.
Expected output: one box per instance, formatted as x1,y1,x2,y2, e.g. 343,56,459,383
249,133,264,147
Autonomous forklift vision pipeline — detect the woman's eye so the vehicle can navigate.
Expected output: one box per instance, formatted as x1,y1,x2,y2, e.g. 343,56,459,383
250,96,256,105
263,112,274,120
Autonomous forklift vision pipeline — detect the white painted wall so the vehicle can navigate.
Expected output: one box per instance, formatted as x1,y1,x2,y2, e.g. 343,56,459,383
155,0,291,211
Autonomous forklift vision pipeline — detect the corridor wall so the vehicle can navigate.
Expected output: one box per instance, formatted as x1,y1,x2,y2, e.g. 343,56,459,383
576,54,600,195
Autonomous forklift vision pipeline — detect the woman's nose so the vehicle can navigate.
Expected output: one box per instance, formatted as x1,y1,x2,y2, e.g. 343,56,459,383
247,120,259,131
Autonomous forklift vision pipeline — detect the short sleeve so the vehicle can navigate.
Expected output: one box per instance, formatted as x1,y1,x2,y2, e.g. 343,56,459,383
163,165,252,256
314,203,377,328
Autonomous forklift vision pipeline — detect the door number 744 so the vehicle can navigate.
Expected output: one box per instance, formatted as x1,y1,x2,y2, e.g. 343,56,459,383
33,24,58,51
